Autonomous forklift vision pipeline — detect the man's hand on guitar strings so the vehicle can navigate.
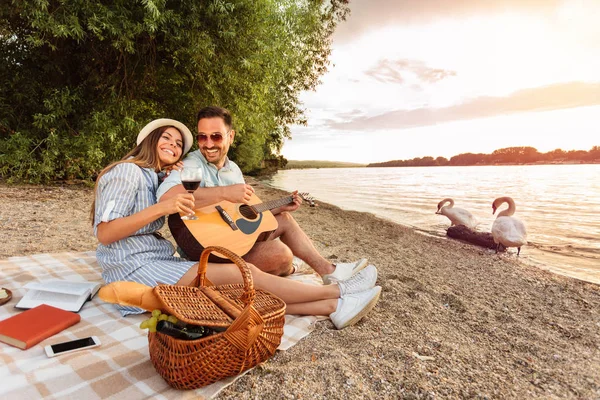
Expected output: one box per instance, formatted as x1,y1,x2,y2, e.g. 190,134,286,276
275,190,302,213
291,190,303,207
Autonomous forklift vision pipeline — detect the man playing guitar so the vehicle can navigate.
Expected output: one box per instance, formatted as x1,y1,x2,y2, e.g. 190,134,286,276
158,106,370,284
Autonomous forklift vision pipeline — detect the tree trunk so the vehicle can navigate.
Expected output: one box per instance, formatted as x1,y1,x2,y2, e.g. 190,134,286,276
446,225,503,251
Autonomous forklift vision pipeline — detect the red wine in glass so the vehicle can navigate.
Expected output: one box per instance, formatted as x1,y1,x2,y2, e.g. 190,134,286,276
182,180,200,192
180,168,202,220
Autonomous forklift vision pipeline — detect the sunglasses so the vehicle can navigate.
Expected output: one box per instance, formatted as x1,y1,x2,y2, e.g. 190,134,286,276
196,131,230,144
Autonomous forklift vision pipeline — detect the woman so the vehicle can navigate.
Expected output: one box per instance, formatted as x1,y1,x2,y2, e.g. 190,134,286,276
92,119,381,329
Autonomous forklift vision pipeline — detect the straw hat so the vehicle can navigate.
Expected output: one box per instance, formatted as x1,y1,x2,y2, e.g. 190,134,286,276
137,118,194,155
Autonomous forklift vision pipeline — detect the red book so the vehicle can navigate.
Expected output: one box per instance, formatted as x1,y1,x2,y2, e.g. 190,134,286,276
0,304,81,350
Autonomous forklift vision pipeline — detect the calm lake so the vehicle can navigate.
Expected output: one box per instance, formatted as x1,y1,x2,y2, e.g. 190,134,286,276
261,164,600,285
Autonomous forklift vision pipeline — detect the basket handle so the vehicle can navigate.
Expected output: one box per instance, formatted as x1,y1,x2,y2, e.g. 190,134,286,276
196,246,256,308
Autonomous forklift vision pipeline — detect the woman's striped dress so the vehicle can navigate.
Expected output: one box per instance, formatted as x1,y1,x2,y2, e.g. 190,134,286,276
94,163,195,316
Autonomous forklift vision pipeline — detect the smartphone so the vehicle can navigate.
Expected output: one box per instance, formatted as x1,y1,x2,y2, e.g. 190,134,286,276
44,336,101,358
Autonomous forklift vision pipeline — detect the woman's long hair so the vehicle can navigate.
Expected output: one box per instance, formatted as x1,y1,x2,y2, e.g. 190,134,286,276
90,126,183,225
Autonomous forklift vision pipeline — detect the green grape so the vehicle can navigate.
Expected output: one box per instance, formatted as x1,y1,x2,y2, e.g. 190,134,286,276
138,312,179,332
147,316,158,331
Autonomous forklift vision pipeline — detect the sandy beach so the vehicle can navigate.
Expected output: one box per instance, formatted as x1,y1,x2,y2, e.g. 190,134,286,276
1,180,599,399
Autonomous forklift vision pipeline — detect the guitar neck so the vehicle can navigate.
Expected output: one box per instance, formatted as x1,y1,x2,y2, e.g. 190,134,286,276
252,196,294,213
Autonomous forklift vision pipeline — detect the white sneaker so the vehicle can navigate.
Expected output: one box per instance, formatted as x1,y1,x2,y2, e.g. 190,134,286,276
337,265,378,296
322,258,369,284
330,286,382,329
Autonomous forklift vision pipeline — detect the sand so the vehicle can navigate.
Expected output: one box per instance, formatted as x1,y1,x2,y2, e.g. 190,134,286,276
1,180,599,399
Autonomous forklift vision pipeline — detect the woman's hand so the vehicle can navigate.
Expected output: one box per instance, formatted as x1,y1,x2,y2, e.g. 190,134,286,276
97,192,196,246
164,161,184,176
162,193,195,216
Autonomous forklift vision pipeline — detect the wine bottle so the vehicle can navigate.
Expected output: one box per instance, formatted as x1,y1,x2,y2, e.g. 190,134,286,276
156,320,213,340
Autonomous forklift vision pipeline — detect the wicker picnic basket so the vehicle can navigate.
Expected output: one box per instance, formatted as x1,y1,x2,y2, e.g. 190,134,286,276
147,246,286,390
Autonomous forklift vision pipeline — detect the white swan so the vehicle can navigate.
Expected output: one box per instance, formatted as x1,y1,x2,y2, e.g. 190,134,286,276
436,198,478,230
491,196,527,255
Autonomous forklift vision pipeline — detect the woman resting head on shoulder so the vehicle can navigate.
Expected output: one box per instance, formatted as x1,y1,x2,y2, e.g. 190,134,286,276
92,119,197,315
92,119,196,244
92,119,381,330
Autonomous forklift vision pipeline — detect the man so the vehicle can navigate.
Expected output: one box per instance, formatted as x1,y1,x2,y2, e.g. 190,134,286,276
158,106,370,283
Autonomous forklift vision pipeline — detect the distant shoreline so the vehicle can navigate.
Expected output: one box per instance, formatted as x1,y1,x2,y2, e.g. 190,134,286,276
283,159,599,169
283,160,366,169
366,146,600,168
367,160,600,168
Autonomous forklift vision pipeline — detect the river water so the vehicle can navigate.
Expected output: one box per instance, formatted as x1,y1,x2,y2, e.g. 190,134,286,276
261,164,600,284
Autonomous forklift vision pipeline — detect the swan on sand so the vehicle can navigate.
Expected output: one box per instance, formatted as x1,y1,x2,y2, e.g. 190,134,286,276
491,196,527,255
436,198,478,230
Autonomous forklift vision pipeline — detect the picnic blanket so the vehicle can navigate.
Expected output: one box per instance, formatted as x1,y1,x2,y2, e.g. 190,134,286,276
0,252,325,399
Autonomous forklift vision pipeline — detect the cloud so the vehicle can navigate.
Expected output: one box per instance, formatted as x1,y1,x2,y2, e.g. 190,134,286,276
329,81,600,130
364,59,456,85
364,60,405,84
320,109,367,128
333,109,367,119
334,0,562,44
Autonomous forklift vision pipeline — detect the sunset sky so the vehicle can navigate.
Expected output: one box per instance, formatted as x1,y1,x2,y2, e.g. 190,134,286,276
280,0,600,163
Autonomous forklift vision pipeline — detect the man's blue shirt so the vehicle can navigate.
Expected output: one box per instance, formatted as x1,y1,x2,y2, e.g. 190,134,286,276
156,150,244,200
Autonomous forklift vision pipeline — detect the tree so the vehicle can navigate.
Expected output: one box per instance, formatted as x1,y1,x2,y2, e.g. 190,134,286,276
565,149,587,161
0,0,349,182
545,148,566,162
435,156,448,166
448,152,488,166
587,146,600,161
490,146,540,163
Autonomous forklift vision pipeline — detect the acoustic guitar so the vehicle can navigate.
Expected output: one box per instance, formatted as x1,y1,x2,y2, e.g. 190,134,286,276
168,192,315,261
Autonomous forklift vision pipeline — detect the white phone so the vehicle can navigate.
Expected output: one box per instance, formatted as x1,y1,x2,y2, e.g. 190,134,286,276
44,336,101,358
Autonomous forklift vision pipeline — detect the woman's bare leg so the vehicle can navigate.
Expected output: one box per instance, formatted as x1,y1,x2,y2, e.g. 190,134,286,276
286,299,337,316
177,262,340,309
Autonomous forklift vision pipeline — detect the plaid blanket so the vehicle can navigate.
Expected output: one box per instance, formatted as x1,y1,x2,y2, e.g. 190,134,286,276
0,252,324,399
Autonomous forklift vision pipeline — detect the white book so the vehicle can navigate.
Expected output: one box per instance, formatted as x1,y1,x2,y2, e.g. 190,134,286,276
15,280,102,313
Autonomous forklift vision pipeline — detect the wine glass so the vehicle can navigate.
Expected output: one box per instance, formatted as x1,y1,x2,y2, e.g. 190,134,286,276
180,167,202,220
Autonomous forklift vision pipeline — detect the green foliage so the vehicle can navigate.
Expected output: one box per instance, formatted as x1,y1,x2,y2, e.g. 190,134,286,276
284,160,366,169
491,146,540,163
448,152,489,166
0,0,349,183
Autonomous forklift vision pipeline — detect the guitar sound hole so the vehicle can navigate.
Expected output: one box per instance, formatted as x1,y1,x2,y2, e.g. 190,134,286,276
239,205,258,219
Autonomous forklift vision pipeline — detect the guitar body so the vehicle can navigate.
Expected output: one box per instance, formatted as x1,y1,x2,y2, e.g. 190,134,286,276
168,193,279,261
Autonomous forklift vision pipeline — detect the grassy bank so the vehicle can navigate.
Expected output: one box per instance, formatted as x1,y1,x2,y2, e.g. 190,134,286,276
284,160,367,169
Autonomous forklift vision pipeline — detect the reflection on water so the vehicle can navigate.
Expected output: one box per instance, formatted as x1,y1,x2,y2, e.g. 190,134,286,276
262,164,600,284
